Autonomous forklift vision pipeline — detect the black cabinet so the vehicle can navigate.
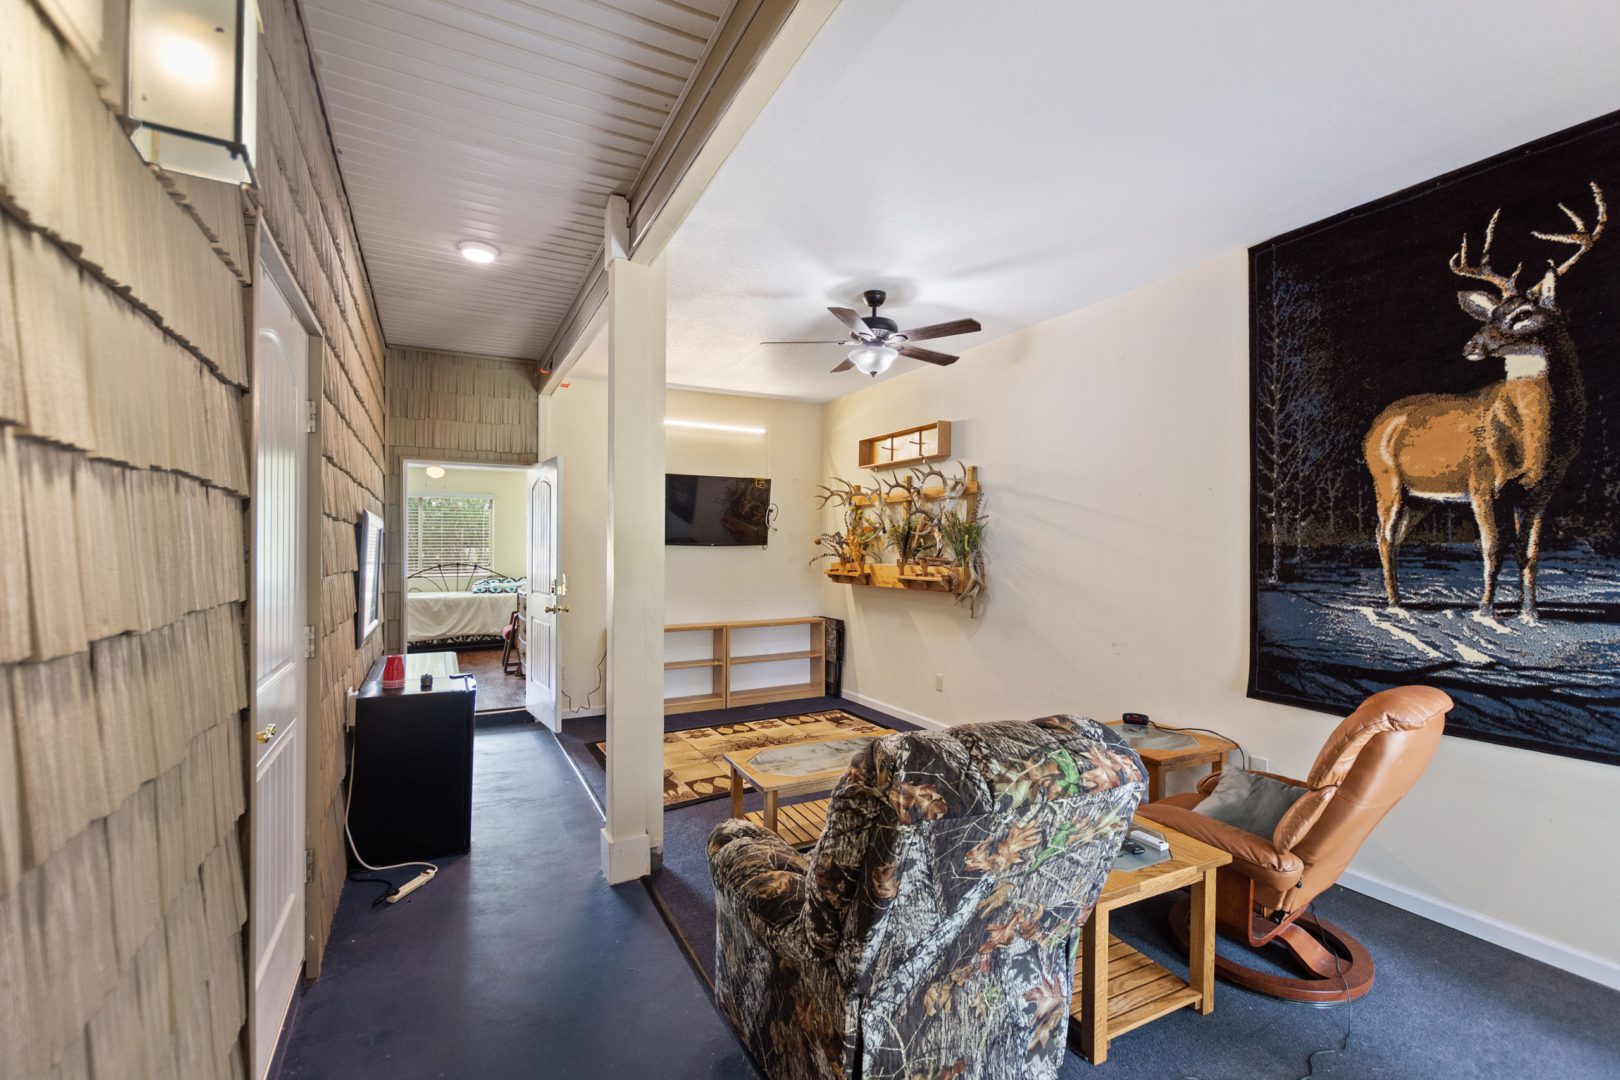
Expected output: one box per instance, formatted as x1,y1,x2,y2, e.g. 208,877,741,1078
348,652,476,866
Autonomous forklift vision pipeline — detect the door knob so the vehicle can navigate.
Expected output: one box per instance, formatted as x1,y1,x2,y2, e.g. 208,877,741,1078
544,604,569,614
255,723,278,744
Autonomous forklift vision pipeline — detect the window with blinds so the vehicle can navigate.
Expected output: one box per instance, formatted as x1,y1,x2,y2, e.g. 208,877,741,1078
407,494,494,573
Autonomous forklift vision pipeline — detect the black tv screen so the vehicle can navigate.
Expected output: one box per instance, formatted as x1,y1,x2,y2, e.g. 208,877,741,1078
665,474,771,546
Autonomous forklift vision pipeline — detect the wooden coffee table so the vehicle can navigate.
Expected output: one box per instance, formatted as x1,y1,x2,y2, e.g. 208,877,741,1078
1106,722,1237,801
725,732,883,847
1071,818,1231,1064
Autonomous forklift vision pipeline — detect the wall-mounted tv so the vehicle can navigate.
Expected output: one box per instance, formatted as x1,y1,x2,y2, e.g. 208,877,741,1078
666,474,771,547
355,509,384,645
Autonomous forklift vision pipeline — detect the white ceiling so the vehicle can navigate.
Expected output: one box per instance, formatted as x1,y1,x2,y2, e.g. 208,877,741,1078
573,0,1620,400
301,0,731,359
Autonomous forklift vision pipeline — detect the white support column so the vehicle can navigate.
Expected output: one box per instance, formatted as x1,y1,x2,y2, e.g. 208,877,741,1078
601,197,666,883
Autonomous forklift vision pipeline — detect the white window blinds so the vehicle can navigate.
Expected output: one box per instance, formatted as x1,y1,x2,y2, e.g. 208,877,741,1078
407,494,493,573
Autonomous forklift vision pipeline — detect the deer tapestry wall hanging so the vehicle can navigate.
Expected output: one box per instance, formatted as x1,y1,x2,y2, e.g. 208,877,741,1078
1249,110,1620,766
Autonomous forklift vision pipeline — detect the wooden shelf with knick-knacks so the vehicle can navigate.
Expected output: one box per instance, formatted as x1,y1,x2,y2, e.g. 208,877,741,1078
858,421,951,470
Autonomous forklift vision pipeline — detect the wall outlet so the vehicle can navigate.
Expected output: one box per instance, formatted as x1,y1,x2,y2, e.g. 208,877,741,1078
933,673,945,692
1250,755,1269,773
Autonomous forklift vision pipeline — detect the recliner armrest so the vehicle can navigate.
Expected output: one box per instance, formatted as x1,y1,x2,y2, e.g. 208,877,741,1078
1137,801,1303,895
707,820,816,961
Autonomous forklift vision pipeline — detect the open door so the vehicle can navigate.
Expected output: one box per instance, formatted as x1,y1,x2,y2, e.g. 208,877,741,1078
526,457,563,730
250,251,311,1079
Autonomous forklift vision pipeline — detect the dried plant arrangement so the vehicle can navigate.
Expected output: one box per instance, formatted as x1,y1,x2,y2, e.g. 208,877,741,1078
815,458,987,615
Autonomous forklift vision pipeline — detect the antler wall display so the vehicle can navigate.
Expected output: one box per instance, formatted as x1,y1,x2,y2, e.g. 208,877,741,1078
1248,107,1620,767
814,460,987,616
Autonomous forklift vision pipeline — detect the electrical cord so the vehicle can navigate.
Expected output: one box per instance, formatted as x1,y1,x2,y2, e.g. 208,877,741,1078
561,642,607,715
1145,719,1250,771
343,737,438,903
1298,900,1353,1079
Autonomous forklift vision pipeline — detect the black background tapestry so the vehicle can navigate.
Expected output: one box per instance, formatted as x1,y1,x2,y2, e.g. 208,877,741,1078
1249,110,1620,766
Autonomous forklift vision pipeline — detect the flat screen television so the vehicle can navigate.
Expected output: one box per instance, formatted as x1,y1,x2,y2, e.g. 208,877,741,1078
355,509,384,645
665,474,771,547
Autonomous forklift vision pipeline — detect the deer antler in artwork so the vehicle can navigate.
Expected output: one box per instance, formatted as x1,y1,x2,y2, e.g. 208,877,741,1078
1531,181,1607,279
1449,208,1524,299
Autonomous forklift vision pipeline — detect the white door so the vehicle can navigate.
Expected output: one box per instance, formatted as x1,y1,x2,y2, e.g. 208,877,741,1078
526,457,562,730
251,263,308,1080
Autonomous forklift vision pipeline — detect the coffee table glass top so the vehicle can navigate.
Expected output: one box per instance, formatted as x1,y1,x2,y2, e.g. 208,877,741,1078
743,737,874,777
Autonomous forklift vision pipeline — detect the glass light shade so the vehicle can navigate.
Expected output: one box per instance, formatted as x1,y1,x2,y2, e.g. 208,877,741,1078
847,344,899,376
424,465,446,479
128,0,258,184
457,241,499,264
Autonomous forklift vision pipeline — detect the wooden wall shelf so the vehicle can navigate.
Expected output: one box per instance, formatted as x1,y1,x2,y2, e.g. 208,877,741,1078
663,618,825,714
825,564,963,594
858,421,951,470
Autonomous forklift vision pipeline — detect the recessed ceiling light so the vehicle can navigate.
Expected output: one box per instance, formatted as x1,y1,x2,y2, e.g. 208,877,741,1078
457,241,498,264
424,465,446,479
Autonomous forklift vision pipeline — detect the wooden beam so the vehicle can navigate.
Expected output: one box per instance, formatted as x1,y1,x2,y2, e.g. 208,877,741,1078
539,0,840,392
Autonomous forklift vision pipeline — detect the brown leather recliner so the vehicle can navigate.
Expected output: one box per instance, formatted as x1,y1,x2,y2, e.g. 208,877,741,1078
1137,685,1450,1002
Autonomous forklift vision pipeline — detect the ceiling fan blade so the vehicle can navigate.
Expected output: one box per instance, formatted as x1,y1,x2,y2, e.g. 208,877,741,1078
895,317,981,343
760,340,849,345
900,345,958,366
830,359,855,373
829,307,874,340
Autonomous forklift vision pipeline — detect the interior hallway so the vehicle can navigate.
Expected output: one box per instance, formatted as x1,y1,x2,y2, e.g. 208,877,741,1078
271,716,757,1078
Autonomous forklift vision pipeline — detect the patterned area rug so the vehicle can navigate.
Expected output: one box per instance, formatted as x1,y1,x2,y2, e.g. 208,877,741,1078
588,710,893,809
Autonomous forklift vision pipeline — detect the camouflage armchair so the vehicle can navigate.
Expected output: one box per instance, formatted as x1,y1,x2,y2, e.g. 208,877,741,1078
707,716,1146,1080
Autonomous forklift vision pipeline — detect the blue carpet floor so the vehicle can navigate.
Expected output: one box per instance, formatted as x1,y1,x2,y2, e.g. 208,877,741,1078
559,700,1620,1080
272,715,756,1079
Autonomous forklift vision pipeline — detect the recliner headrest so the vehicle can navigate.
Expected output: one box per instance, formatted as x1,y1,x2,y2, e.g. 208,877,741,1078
1306,686,1451,789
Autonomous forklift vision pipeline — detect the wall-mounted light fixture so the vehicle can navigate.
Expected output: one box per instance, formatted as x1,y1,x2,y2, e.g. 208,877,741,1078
664,419,766,437
424,465,446,479
127,0,260,184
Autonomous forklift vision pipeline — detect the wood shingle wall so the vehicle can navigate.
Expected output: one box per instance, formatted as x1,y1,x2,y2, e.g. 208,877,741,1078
255,0,387,977
0,1,251,1073
384,348,540,652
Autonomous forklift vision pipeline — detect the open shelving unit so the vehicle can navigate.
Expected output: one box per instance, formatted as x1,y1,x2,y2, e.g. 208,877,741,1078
663,617,826,714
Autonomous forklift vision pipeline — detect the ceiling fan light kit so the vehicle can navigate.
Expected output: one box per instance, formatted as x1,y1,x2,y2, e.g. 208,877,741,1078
847,343,899,376
762,288,982,376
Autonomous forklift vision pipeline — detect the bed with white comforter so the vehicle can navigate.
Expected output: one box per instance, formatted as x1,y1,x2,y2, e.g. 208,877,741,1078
406,590,517,644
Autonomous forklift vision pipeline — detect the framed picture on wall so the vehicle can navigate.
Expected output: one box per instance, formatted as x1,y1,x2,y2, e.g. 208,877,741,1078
1248,109,1620,766
355,509,384,647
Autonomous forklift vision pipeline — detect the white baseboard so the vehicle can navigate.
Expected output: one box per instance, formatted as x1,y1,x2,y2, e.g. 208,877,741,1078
1339,866,1620,991
843,690,1620,992
841,690,947,731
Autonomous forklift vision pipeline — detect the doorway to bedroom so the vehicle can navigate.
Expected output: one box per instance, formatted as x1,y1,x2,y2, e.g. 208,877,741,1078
402,461,536,714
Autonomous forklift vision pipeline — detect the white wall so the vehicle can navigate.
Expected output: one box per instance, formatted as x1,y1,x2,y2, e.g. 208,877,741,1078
822,252,1620,987
545,378,826,716
404,463,534,580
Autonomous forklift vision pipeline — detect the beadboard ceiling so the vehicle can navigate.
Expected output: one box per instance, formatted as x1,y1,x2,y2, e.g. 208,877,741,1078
301,0,732,360
570,0,1620,401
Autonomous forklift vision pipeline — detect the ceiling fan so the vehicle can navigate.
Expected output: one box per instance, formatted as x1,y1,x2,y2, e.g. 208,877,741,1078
761,290,982,376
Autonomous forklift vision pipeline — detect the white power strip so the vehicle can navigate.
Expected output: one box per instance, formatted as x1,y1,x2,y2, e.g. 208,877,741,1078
386,867,436,904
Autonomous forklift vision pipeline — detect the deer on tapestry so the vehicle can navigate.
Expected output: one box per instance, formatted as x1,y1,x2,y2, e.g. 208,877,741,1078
1364,182,1605,624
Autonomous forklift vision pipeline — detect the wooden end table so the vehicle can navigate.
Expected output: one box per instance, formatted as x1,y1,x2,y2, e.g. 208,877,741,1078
1106,722,1237,801
724,732,883,847
1071,818,1231,1064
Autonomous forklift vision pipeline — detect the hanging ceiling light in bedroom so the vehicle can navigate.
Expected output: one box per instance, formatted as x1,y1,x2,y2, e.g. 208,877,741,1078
424,465,446,479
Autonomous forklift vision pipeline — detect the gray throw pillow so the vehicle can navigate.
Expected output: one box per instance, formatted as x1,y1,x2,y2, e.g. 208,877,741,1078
1193,768,1308,840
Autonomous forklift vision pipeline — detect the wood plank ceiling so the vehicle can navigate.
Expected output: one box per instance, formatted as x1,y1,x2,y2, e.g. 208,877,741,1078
301,0,733,360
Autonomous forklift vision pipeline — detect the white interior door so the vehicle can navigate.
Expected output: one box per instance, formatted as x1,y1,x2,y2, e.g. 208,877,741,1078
251,262,309,1079
526,457,562,730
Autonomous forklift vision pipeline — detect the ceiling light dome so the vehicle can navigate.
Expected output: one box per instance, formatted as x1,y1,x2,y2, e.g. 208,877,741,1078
847,344,898,377
424,465,446,479
457,240,498,264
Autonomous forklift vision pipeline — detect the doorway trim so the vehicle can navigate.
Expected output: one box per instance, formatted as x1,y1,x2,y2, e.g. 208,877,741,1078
398,457,540,655
246,222,325,1080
